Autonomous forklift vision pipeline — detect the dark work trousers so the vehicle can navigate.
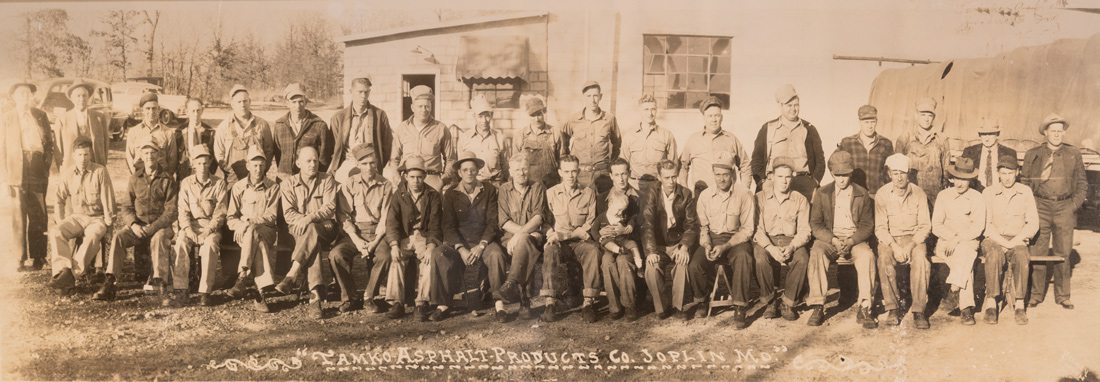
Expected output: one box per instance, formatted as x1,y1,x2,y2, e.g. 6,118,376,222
753,235,810,307
686,233,753,307
1029,198,1076,305
329,229,392,303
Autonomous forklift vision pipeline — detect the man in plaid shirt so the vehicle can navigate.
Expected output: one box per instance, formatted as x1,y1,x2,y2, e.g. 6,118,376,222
836,105,893,197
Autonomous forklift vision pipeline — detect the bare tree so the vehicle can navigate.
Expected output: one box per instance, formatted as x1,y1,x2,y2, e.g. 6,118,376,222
93,10,141,81
142,10,161,77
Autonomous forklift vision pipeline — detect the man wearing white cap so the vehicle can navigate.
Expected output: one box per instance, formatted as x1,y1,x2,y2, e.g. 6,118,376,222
561,81,621,194
48,137,114,294
213,84,274,184
679,96,751,195
56,81,109,170
932,157,986,325
751,84,826,202
171,144,228,308
273,83,333,176
391,85,456,191
225,145,281,312
961,122,1016,192
875,153,932,329
895,97,949,205
455,95,507,185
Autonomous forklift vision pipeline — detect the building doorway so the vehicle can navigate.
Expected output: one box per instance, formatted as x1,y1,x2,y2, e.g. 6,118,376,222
402,74,436,121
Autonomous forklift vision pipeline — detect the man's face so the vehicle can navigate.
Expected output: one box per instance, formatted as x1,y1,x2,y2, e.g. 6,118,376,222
559,161,579,187
358,156,378,176
530,112,545,127
247,158,266,182
703,106,723,133
835,173,851,190
351,82,370,108
459,161,479,184
287,96,307,117
713,167,733,191
193,156,210,178
583,88,602,110
979,133,998,148
951,176,970,192
890,169,908,189
772,167,793,193
406,169,426,192
187,101,203,123
476,111,492,131
231,92,251,117
12,86,33,108
610,163,629,190
640,102,657,125
1045,124,1066,146
140,147,159,170
999,167,1018,188
509,160,530,185
73,147,92,170
859,119,877,137
659,167,679,193
780,98,800,121
917,111,935,130
141,101,159,124
70,88,90,109
412,98,432,120
297,148,318,177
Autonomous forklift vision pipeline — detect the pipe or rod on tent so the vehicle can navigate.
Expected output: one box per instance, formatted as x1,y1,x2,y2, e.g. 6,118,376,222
832,55,938,66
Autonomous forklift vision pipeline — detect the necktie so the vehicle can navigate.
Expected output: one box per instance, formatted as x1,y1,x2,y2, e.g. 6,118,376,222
1041,153,1053,181
984,149,993,186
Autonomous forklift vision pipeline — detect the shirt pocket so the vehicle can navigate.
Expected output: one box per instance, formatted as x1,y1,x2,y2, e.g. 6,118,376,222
724,211,740,231
82,179,101,205
569,209,589,228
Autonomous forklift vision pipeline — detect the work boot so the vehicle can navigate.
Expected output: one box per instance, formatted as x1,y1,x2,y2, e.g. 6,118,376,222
913,312,930,329
92,275,117,301
429,307,449,322
417,304,430,322
609,308,625,321
581,303,598,323
806,305,824,326
369,299,390,314
226,274,252,299
386,303,406,319
165,289,188,308
1058,299,1075,310
694,303,710,320
199,293,213,307
780,300,798,321
625,306,640,322
762,299,780,319
310,290,325,319
731,307,748,330
48,268,76,290
518,303,534,320
860,306,878,329
540,302,559,323
960,307,976,326
339,300,363,313
1014,308,1028,325
253,291,272,313
494,308,509,323
883,309,901,326
274,274,298,295
984,306,998,325
498,280,520,304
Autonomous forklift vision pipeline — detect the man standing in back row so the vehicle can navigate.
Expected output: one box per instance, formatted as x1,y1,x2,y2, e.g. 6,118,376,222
561,81,621,194
751,84,825,201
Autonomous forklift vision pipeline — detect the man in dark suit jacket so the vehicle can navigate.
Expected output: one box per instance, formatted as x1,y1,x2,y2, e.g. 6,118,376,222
329,77,393,181
641,159,699,320
750,84,825,201
961,123,1016,191
9,82,55,271
385,156,444,321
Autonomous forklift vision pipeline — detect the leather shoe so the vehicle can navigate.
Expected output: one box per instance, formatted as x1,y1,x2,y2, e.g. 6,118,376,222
960,307,976,325
678,305,695,321
581,304,598,323
983,307,998,325
339,300,363,313
417,304,430,322
1058,300,1075,310
1014,308,1028,325
274,275,297,295
498,280,520,304
859,306,877,329
429,308,449,322
49,268,76,290
913,312,930,329
494,309,509,323
731,308,748,330
806,306,824,326
226,276,252,299
694,303,709,320
883,309,901,326
369,299,390,314
657,309,674,320
609,309,625,320
780,301,798,321
253,299,272,313
92,280,116,301
762,300,780,319
311,297,324,320
540,302,558,322
386,303,406,319
625,306,640,322
199,293,213,307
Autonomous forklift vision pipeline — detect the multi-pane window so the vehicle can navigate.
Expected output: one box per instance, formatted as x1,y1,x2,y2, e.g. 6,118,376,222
466,79,523,109
643,34,732,110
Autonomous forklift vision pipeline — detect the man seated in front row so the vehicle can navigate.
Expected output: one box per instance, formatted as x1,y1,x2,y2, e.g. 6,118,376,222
541,155,602,323
329,144,394,315
275,146,338,319
640,159,699,321
876,153,932,329
981,155,1037,325
597,158,644,321
753,157,811,323
807,151,876,328
385,156,444,321
225,146,281,312
495,153,547,320
931,157,986,326
172,145,228,308
49,137,115,294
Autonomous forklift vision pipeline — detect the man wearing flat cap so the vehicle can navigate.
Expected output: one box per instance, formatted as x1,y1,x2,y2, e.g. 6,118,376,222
56,81,109,171
1021,113,1086,310
273,83,334,177
385,155,445,321
214,84,275,184
514,96,563,187
48,137,114,294
679,96,752,195
688,151,755,328
622,94,677,192
6,81,54,271
932,157,987,326
224,145,281,313
875,153,932,329
439,151,508,322
806,151,877,328
981,154,1037,325
101,137,177,301
327,144,395,315
751,84,826,202
391,85,456,192
454,95,507,186
329,77,393,181
127,91,183,180
561,81,621,194
274,146,338,319
171,144,228,308
837,105,893,198
895,97,950,205
753,156,812,323
962,122,1016,191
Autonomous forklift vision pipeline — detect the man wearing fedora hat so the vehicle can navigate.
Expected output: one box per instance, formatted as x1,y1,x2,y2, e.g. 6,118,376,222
561,81,621,194
1021,113,1087,310
101,137,177,301
56,81,109,171
214,84,275,184
753,157,812,323
836,105,894,197
679,96,752,195
876,153,932,329
932,157,987,325
622,94,677,192
751,85,826,202
224,145,281,313
6,81,54,271
453,96,507,187
275,146,338,319
981,154,1038,325
807,151,877,328
391,85,456,192
273,83,333,177
895,97,950,205
385,155,445,321
171,144,228,308
127,92,183,180
327,144,395,315
514,96,563,187
961,122,1017,191
439,151,507,322
48,137,114,294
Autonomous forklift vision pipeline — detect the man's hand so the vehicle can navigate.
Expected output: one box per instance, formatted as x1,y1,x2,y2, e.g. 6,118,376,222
506,234,525,253
673,246,690,266
233,225,249,243
356,240,373,259
892,243,910,263
646,253,661,266
130,224,147,239
459,246,473,265
469,244,485,266
767,245,785,263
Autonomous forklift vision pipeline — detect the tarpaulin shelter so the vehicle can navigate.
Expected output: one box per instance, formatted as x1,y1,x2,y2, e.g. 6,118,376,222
869,33,1100,156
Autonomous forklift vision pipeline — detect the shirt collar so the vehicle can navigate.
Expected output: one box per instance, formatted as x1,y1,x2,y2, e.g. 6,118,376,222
577,108,605,121
457,180,484,200
194,175,214,188
528,123,552,135
635,122,657,134
702,128,726,138
469,127,493,139
915,128,936,145
765,188,793,203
